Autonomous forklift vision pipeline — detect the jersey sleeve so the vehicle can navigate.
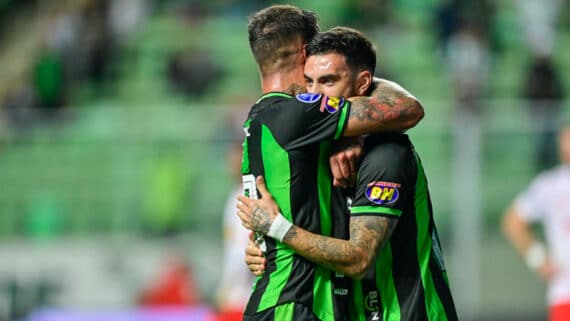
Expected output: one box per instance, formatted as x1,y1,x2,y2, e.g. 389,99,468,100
262,93,351,150
514,174,549,222
350,141,414,218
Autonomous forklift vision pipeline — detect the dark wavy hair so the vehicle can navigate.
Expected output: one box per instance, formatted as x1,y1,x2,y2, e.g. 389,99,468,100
306,26,376,74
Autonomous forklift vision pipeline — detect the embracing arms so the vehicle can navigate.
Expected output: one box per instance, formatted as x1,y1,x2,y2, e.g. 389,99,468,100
238,176,397,279
344,78,424,137
278,214,396,279
330,79,422,186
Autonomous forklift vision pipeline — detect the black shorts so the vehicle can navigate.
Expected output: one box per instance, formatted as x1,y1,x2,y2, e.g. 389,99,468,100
243,302,320,321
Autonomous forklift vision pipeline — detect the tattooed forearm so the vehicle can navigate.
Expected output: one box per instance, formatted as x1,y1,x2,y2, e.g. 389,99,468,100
284,225,353,266
282,216,397,279
351,84,416,122
346,79,424,134
349,216,397,273
283,225,297,242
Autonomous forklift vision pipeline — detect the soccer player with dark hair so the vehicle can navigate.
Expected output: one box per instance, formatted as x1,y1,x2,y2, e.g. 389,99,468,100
239,26,458,321
241,5,424,321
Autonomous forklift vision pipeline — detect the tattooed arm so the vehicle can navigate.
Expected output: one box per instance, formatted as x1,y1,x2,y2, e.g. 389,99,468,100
343,78,424,137
282,215,397,279
237,176,397,279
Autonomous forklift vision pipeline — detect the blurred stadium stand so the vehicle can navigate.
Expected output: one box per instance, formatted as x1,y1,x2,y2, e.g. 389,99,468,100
0,0,569,320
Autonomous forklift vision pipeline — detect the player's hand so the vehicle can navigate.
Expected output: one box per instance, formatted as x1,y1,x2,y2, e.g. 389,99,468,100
245,235,266,276
237,176,281,234
536,257,558,281
330,137,363,187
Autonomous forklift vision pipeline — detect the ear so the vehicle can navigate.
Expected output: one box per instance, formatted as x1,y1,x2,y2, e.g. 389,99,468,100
355,70,372,96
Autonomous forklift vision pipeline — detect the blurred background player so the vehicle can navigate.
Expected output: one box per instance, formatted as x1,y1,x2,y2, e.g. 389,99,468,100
502,124,570,321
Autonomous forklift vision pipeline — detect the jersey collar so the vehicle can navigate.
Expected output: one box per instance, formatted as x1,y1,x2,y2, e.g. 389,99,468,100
255,92,292,104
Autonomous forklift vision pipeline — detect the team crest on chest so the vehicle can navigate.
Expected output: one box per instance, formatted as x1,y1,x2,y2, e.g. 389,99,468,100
366,181,400,205
296,93,322,103
320,96,344,113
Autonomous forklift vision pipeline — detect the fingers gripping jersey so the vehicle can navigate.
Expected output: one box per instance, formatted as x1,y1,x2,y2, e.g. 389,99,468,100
350,134,458,321
241,92,351,321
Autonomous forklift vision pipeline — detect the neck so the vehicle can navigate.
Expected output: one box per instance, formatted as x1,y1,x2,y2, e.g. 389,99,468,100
260,69,304,94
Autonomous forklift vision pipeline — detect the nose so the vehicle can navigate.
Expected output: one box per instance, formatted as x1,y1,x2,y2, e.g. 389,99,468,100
311,84,324,94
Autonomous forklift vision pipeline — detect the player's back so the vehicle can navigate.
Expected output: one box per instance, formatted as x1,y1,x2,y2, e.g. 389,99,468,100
242,92,351,321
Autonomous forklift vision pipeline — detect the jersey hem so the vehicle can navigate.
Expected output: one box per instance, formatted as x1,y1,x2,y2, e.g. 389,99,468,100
255,92,293,104
351,206,402,217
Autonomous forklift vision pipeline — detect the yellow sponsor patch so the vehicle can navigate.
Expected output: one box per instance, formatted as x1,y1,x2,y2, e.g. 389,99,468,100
320,96,344,113
365,181,400,205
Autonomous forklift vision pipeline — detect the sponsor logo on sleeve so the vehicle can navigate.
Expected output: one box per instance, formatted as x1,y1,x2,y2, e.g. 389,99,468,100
296,93,322,103
365,181,400,205
320,96,344,113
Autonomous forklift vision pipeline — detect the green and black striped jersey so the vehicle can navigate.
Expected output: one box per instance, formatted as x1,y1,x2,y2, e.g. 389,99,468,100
242,92,352,321
349,134,458,321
